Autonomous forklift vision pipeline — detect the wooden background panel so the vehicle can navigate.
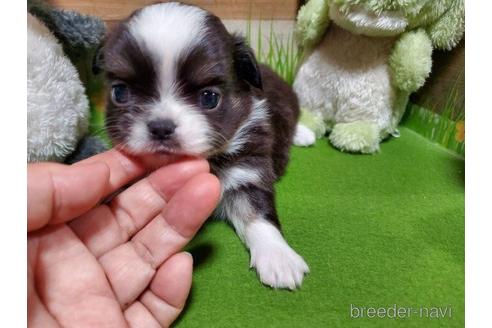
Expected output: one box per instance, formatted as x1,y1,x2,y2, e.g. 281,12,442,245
47,0,299,23
411,39,465,118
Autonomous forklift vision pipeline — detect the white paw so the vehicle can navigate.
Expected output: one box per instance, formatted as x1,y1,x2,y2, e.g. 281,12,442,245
250,242,310,290
293,124,316,147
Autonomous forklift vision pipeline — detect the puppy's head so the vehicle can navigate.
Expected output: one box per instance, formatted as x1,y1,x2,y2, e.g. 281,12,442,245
98,2,263,157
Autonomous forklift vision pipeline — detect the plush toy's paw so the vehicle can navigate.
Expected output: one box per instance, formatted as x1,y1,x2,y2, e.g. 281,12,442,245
329,122,380,154
250,241,309,290
293,124,316,147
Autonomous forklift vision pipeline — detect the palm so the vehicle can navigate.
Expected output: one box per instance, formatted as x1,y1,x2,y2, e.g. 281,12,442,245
28,224,128,327
27,151,220,327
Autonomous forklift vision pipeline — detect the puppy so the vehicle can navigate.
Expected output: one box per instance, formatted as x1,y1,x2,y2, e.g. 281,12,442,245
98,2,309,289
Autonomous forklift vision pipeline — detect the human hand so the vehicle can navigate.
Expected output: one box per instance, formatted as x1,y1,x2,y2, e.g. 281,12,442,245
27,150,221,327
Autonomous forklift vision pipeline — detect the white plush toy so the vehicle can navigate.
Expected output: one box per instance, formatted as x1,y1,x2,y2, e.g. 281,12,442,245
293,0,464,153
27,0,108,163
27,13,89,162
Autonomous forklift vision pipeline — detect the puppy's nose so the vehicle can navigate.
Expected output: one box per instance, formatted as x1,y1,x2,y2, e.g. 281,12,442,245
147,119,176,140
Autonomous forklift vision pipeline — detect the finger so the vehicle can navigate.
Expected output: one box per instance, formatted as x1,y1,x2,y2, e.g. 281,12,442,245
70,158,210,257
141,252,193,327
125,252,192,327
27,149,151,231
124,302,161,328
99,173,220,306
74,149,148,193
27,162,110,231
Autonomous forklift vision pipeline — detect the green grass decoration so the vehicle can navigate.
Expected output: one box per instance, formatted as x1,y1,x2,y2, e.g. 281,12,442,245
402,105,465,156
245,20,300,86
74,56,111,146
88,100,111,145
403,72,465,156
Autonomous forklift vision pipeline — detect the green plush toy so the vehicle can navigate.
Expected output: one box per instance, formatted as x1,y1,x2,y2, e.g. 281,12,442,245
292,0,464,153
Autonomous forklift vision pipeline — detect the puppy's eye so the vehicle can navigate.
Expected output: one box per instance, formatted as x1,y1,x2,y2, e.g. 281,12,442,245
199,90,220,109
111,83,130,105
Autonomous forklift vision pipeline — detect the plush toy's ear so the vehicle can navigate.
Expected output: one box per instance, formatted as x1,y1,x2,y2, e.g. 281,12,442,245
426,0,464,50
28,0,106,61
232,35,262,90
92,44,105,74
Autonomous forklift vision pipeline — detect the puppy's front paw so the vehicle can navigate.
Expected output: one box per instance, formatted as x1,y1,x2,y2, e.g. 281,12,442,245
250,242,309,290
293,124,316,147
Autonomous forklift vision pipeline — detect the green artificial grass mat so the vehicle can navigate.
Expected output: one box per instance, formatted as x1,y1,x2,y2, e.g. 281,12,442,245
178,127,464,328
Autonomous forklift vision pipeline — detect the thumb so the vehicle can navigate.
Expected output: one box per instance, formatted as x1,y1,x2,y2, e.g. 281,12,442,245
27,161,110,232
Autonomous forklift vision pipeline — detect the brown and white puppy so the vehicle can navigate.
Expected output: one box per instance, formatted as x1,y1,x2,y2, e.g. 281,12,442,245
98,2,308,289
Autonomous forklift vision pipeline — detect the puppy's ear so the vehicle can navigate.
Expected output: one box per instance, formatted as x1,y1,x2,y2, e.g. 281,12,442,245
232,35,262,90
92,44,105,74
